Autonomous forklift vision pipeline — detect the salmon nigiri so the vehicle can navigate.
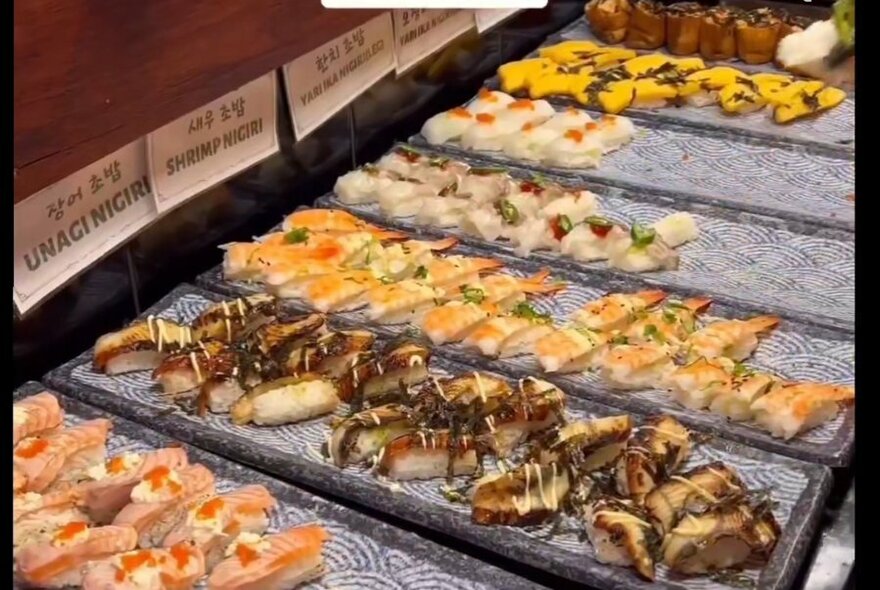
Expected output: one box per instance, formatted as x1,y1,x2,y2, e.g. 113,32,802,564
81,447,190,524
13,392,64,446
14,489,89,555
14,419,112,493
164,485,277,570
82,543,206,590
113,464,216,548
207,525,330,590
16,523,138,588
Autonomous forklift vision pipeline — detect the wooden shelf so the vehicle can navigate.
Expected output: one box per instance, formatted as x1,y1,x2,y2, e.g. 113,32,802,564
14,0,381,203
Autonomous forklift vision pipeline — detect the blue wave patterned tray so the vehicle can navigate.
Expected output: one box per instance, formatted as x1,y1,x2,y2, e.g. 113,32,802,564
14,381,540,590
317,146,854,331
43,286,833,590
409,122,855,231
198,253,854,467
488,24,855,157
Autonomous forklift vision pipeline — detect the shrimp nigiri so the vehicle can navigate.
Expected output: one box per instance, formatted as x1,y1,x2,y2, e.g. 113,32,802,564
207,526,330,590
365,280,445,324
667,357,735,410
464,268,565,308
534,326,609,373
685,315,780,362
291,270,383,312
421,256,504,288
464,301,555,358
281,208,405,240
571,290,667,332
14,419,112,493
751,382,855,439
420,300,500,345
624,297,713,347
708,369,783,421
596,342,677,390
13,392,64,447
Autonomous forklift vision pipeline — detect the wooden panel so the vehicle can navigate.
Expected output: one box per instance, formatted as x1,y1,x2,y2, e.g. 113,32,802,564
14,0,381,202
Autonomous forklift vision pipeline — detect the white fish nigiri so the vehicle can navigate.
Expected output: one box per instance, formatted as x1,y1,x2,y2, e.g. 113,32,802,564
595,114,636,153
540,108,594,131
458,169,514,204
544,129,603,168
334,166,395,205
466,88,516,114
560,218,629,261
496,99,556,128
503,122,563,162
460,112,521,152
377,180,435,218
541,190,599,223
421,107,477,145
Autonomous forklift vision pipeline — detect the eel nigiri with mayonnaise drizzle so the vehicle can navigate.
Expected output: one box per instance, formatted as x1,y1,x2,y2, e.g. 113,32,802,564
327,404,415,467
231,374,340,427
190,294,277,342
347,337,432,406
376,430,481,481
584,497,659,581
94,317,194,375
471,461,570,526
615,415,691,502
479,378,565,457
531,415,632,472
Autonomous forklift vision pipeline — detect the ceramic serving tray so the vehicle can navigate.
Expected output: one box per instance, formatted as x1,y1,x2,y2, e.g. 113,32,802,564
43,286,832,590
524,18,856,157
317,146,855,332
408,111,855,232
196,252,854,468
13,381,543,590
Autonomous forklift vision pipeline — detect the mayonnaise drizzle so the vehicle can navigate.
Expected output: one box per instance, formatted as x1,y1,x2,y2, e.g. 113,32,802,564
669,475,719,503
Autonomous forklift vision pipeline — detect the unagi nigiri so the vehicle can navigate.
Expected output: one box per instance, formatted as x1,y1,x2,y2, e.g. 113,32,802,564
231,375,340,427
584,497,658,581
532,415,632,471
164,485,277,570
472,462,570,526
376,430,480,480
80,447,190,524
152,341,239,396
480,378,565,457
14,392,64,447
334,165,397,205
94,317,194,374
14,419,112,493
16,524,138,588
571,290,667,332
112,464,216,548
207,525,329,590
190,295,277,343
327,404,415,467
615,416,691,502
82,543,206,590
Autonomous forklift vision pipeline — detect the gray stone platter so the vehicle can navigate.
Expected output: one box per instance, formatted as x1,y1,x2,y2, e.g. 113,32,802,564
43,285,833,590
13,381,543,590
318,144,855,332
531,19,855,157
196,264,854,467
408,112,855,232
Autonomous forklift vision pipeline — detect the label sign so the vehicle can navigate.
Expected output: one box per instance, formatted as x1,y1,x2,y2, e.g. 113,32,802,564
475,9,520,33
285,13,396,139
13,139,157,315
148,72,279,213
393,9,475,74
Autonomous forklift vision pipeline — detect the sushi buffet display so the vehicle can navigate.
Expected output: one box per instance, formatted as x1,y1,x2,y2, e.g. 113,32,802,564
13,391,329,589
333,148,698,263
86,296,792,584
584,1,812,66
497,42,847,122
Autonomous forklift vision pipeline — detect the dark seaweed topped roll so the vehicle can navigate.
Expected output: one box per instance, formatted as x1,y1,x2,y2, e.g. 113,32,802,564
626,0,667,49
666,2,704,55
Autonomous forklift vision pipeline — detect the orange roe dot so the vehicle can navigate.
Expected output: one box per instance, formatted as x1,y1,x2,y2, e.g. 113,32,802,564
564,129,585,143
15,438,49,458
475,113,496,124
55,521,88,541
508,99,534,110
236,543,260,567
196,498,225,521
449,107,472,119
585,122,599,131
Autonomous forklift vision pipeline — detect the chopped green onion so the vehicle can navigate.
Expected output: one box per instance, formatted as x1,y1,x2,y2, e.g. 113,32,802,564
511,301,551,324
284,227,310,244
630,223,656,248
460,286,486,304
497,200,520,225
413,265,429,280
